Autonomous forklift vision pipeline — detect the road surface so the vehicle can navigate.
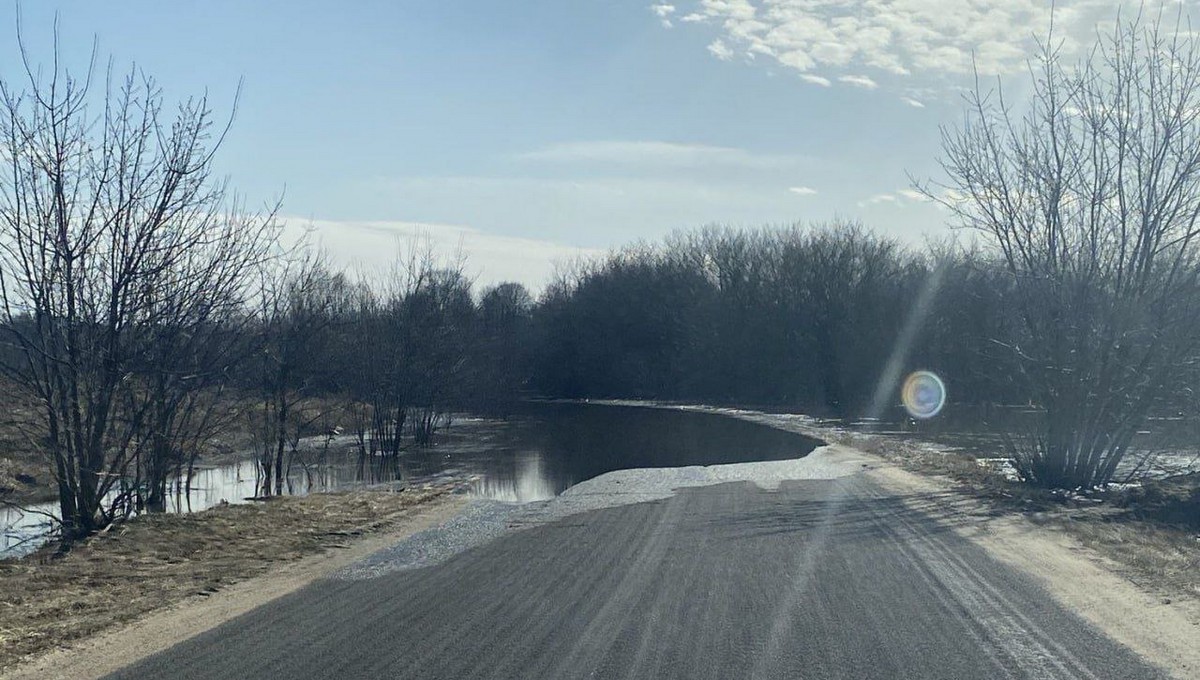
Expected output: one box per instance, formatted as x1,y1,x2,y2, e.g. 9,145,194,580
106,471,1166,679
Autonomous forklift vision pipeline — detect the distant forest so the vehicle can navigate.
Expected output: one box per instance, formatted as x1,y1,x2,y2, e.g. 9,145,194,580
225,221,1029,420
245,216,1200,427
529,223,1017,416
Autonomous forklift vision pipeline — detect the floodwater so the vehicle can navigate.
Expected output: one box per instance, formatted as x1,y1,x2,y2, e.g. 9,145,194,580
0,402,820,558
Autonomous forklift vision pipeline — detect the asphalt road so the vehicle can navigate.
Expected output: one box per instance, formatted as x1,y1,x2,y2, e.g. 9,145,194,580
107,474,1166,680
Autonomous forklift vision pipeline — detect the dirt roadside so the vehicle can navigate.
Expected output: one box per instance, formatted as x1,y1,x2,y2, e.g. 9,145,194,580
867,464,1200,680
0,487,470,680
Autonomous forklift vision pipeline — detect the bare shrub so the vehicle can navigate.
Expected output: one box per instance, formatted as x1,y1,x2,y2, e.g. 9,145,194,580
928,13,1200,488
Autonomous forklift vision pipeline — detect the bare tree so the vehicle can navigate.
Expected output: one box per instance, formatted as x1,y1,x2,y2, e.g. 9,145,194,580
128,204,272,513
248,248,342,497
0,35,278,538
926,11,1200,487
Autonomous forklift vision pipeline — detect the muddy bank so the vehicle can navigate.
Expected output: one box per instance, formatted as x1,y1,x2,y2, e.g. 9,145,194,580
0,484,467,674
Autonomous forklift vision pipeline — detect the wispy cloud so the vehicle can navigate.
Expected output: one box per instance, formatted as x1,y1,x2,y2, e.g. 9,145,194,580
838,74,878,90
788,186,817,196
860,193,899,207
799,74,832,87
665,1,1133,91
517,140,802,170
281,217,601,290
901,97,925,108
356,173,849,250
896,189,929,201
858,188,930,208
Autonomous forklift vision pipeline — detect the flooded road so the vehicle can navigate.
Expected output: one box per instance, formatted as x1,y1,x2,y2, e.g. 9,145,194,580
1,402,820,558
6,398,1199,558
461,402,820,501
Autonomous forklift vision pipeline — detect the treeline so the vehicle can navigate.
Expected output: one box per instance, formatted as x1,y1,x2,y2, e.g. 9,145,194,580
530,223,1022,417
526,214,1200,489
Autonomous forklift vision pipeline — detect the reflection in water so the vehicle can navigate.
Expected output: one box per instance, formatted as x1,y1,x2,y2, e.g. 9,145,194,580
1,404,821,558
469,451,558,503
469,403,822,501
0,436,387,559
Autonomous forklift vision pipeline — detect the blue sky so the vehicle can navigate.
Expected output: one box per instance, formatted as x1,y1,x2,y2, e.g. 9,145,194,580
0,1,1154,287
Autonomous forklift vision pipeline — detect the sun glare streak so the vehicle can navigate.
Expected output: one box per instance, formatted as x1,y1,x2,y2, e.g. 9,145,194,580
865,263,947,420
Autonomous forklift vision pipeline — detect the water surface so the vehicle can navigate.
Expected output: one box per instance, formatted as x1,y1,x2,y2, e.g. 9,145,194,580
0,402,820,558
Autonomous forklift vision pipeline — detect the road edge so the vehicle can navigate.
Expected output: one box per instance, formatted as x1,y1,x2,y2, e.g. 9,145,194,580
866,463,1200,680
1,494,471,680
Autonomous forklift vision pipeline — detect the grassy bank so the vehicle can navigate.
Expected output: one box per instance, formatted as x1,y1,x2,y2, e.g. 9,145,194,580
0,485,459,672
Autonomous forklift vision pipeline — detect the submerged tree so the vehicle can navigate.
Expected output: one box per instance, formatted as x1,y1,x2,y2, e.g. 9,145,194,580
928,12,1200,488
249,249,346,497
0,36,278,538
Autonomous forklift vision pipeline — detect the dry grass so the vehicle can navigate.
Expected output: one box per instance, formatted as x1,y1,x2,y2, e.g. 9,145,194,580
0,384,52,504
0,486,449,672
1054,512,1200,600
1055,474,1200,600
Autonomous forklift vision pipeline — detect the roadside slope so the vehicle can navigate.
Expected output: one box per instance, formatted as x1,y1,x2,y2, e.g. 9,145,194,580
2,490,469,680
869,464,1200,679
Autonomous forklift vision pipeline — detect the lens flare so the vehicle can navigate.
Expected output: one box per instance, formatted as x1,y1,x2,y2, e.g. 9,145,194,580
901,371,946,419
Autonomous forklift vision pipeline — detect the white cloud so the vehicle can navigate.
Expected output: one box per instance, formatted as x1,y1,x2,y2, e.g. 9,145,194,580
517,140,802,169
838,74,878,90
788,186,817,196
860,193,899,207
799,73,832,87
901,96,925,108
858,188,930,207
680,12,707,23
281,217,601,291
667,1,1136,90
354,172,864,251
651,4,676,28
708,39,734,60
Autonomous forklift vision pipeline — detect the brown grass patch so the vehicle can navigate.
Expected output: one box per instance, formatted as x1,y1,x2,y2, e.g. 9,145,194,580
0,486,450,672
